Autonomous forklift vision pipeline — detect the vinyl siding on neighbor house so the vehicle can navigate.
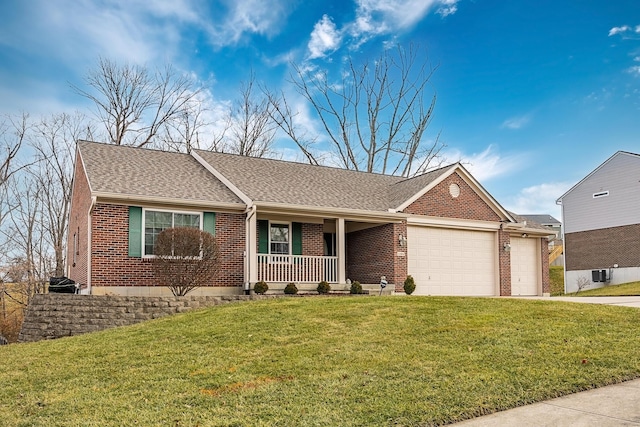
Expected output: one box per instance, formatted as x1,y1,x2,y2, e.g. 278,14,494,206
562,153,640,234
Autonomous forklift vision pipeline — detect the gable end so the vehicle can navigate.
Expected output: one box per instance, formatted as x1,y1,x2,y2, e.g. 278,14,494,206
403,172,502,221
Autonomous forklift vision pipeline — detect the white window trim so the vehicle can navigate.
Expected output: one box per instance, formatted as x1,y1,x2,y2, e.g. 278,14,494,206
142,208,203,258
268,221,292,262
593,191,609,199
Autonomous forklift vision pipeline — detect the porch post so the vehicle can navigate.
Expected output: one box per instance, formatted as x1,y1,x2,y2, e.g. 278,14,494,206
247,207,258,284
337,217,346,284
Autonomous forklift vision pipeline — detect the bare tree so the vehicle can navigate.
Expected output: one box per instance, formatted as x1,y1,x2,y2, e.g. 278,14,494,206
30,112,92,276
161,98,209,154
271,45,444,176
73,58,203,149
152,227,220,296
0,114,29,187
1,174,51,304
210,74,277,157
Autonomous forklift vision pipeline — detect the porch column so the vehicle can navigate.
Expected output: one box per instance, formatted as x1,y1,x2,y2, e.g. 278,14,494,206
337,218,346,284
247,208,258,284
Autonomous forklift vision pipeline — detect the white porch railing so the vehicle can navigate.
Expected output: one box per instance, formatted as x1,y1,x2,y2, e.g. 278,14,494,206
257,255,338,283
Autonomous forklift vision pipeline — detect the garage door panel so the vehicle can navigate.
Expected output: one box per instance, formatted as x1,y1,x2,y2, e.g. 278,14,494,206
408,226,497,296
510,237,538,296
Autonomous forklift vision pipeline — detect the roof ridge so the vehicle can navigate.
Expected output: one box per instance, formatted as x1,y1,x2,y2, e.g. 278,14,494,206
78,140,194,158
193,149,407,179
390,163,457,186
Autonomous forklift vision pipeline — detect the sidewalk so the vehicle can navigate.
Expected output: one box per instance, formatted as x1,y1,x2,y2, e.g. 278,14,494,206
453,378,640,426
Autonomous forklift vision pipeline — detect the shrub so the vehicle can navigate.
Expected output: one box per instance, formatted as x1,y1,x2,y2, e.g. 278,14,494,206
284,283,298,295
254,281,269,295
317,281,331,294
403,275,416,295
152,227,220,296
350,281,363,294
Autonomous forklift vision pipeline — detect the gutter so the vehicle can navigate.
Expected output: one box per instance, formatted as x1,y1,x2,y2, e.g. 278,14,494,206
254,201,406,222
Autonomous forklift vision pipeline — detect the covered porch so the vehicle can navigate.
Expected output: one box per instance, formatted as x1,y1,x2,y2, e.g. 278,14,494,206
244,207,405,287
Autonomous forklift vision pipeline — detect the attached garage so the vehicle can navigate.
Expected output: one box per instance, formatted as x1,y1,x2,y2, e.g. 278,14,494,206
407,225,498,296
510,237,540,296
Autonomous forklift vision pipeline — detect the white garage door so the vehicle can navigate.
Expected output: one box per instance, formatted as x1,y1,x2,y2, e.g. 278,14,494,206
510,237,539,296
407,226,497,296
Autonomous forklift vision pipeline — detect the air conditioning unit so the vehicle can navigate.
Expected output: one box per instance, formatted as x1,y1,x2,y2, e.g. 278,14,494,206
591,269,607,283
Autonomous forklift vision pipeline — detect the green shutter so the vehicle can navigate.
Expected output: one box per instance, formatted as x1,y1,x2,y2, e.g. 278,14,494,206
292,222,302,255
128,206,142,257
258,220,269,254
203,212,216,235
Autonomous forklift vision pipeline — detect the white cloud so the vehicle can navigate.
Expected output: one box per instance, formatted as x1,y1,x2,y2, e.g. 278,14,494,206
609,25,631,36
627,65,640,77
437,0,458,17
636,25,640,33
442,145,526,182
216,0,291,44
500,114,532,130
308,15,343,59
348,0,458,46
504,182,573,219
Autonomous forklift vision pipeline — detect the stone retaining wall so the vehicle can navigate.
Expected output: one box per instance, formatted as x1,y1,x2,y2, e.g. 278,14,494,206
18,293,275,343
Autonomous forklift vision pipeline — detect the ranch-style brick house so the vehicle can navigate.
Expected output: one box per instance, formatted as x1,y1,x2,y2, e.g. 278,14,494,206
67,140,550,296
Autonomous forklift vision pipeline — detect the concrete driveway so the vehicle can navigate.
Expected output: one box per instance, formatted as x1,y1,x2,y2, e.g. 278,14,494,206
509,296,640,308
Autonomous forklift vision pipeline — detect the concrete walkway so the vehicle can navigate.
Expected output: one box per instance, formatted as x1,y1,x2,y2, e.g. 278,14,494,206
512,296,640,308
453,378,640,426
453,297,640,426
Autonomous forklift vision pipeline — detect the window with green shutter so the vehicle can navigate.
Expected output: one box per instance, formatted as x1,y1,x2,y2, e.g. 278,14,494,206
128,208,211,257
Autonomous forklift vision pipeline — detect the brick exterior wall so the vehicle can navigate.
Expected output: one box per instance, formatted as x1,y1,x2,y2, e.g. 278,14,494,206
346,222,407,289
565,224,640,271
498,229,511,296
90,204,245,289
66,155,91,286
302,223,324,256
404,172,501,221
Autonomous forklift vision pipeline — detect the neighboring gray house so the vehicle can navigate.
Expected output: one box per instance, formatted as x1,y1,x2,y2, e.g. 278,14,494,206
520,215,562,240
556,151,640,293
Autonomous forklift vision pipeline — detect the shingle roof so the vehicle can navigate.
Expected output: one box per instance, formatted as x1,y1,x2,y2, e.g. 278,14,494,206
77,141,457,213
78,141,243,206
509,212,554,231
194,150,453,212
519,214,561,226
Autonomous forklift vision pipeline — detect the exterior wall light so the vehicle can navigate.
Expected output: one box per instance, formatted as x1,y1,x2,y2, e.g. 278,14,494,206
398,234,407,247
503,243,511,252
521,233,528,238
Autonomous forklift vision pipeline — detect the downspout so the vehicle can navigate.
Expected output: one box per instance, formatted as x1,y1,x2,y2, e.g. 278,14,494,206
244,204,256,294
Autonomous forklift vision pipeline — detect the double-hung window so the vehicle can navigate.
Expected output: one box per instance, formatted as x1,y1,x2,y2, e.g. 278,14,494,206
270,223,290,255
143,210,201,256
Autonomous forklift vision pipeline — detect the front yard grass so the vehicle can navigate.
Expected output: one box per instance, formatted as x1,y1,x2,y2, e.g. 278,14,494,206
1,297,639,426
574,281,640,296
549,265,564,296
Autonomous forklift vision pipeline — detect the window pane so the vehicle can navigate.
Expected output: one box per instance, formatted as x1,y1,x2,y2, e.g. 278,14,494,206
270,224,289,254
175,213,200,228
144,211,172,255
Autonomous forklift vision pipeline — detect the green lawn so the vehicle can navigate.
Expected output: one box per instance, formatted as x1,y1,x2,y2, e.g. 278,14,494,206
1,297,640,426
574,281,640,296
549,266,564,296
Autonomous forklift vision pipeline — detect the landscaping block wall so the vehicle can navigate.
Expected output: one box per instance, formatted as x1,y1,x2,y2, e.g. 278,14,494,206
19,294,274,343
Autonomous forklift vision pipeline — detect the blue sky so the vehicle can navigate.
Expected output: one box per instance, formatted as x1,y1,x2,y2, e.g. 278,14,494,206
1,0,639,219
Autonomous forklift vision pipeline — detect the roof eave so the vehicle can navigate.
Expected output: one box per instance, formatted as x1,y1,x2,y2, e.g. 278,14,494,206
92,191,247,211
254,201,407,222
